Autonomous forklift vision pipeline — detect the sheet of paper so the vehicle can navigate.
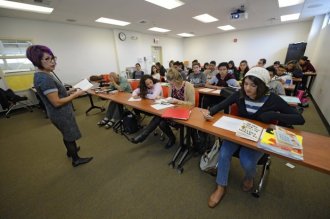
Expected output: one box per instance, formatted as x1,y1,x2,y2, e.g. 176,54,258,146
279,95,301,104
128,97,142,101
73,79,93,91
213,116,243,132
198,88,214,92
151,103,174,110
286,163,295,169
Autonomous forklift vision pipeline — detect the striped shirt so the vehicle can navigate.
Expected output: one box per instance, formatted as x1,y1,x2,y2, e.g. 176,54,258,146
245,95,269,114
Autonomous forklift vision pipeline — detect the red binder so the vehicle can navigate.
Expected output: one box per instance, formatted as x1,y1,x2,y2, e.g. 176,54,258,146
161,108,191,120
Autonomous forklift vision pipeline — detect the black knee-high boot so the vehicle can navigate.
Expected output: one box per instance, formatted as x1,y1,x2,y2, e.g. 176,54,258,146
131,116,162,143
63,140,93,167
159,120,176,149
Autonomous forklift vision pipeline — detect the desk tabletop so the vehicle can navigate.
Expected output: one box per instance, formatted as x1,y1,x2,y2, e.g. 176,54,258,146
89,90,330,175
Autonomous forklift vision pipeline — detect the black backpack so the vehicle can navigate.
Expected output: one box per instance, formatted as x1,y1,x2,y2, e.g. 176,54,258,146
122,111,139,134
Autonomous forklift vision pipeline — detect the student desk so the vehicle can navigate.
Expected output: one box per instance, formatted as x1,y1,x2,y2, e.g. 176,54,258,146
303,72,317,93
196,87,300,106
88,90,330,175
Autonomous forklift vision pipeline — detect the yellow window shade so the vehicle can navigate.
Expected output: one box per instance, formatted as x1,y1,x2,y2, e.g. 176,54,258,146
4,71,34,91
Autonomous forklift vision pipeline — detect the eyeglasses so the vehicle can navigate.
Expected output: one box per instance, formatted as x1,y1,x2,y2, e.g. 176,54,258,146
42,56,57,62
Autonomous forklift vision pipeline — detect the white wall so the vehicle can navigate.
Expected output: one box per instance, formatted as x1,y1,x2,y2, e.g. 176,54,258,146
183,21,312,67
113,29,183,75
307,14,330,124
0,17,118,85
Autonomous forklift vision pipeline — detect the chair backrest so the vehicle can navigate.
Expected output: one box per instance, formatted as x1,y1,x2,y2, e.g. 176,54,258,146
194,90,200,107
162,86,169,98
129,80,139,91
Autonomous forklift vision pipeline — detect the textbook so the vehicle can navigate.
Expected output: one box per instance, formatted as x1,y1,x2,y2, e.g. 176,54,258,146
161,107,191,120
258,128,303,160
235,120,263,142
275,126,303,149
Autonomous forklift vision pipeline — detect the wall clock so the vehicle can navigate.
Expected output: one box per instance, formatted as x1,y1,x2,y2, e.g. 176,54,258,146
118,32,126,41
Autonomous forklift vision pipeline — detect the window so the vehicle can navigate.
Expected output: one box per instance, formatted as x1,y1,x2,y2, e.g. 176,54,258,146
0,39,34,74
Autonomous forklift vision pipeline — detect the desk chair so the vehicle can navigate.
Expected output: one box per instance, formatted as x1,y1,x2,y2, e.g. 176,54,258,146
5,95,33,118
228,103,271,198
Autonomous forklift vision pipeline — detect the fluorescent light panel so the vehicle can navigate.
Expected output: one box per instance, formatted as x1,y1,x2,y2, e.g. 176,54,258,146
193,13,218,23
278,0,304,8
95,17,130,26
148,27,170,32
0,0,53,14
218,25,235,31
145,0,184,10
177,33,195,37
281,13,300,22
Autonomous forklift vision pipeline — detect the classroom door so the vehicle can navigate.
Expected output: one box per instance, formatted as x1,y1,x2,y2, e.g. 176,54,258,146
151,46,163,65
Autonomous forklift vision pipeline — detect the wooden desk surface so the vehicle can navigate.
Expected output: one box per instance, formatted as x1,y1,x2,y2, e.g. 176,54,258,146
89,90,330,175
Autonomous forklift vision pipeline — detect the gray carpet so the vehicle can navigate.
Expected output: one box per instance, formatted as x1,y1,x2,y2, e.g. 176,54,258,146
0,96,329,219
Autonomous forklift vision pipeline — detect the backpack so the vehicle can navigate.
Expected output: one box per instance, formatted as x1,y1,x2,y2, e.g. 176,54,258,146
200,139,221,174
122,111,139,134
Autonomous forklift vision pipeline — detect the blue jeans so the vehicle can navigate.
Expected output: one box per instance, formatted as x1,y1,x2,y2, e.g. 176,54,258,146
216,140,264,186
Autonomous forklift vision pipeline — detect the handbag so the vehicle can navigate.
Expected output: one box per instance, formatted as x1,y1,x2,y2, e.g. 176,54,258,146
200,139,221,172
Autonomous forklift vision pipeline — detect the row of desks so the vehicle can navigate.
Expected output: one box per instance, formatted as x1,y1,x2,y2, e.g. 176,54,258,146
88,90,330,175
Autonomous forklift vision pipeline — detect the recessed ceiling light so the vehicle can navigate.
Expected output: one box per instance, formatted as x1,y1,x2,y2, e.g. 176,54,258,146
95,17,130,26
193,13,218,23
177,33,195,37
0,0,53,14
148,27,171,32
217,25,235,31
278,0,304,8
145,0,184,10
281,13,300,22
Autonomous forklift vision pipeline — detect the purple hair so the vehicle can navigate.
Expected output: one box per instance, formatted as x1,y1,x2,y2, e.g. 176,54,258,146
26,45,54,69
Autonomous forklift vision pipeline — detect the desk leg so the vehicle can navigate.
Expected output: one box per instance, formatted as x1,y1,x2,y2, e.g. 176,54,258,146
85,94,105,115
176,127,192,174
168,126,185,168
307,75,316,94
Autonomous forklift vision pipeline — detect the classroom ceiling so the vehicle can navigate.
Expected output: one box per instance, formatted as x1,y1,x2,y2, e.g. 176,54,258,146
0,0,329,38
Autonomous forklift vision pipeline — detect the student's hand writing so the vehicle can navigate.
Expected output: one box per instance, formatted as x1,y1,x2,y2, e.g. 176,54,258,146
168,98,179,104
133,95,140,99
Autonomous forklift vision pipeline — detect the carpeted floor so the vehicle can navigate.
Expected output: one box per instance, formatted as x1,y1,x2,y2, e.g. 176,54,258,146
0,96,329,219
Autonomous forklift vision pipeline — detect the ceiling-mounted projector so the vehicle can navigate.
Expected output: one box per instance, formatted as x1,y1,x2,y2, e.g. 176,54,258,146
230,5,248,20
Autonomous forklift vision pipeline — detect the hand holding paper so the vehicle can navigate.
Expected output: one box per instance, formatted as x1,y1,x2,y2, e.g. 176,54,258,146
73,79,94,91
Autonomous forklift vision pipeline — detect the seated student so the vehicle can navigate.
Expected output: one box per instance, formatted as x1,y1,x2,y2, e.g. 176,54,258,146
236,60,250,81
204,61,219,83
202,62,209,72
275,64,292,85
256,58,267,67
132,63,144,79
173,61,188,81
131,68,195,148
203,62,239,109
188,59,199,74
187,62,206,87
151,65,161,80
228,60,238,76
204,67,305,208
298,56,316,90
286,60,303,78
266,66,285,95
156,62,167,82
273,61,280,71
132,75,162,100
97,72,132,128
